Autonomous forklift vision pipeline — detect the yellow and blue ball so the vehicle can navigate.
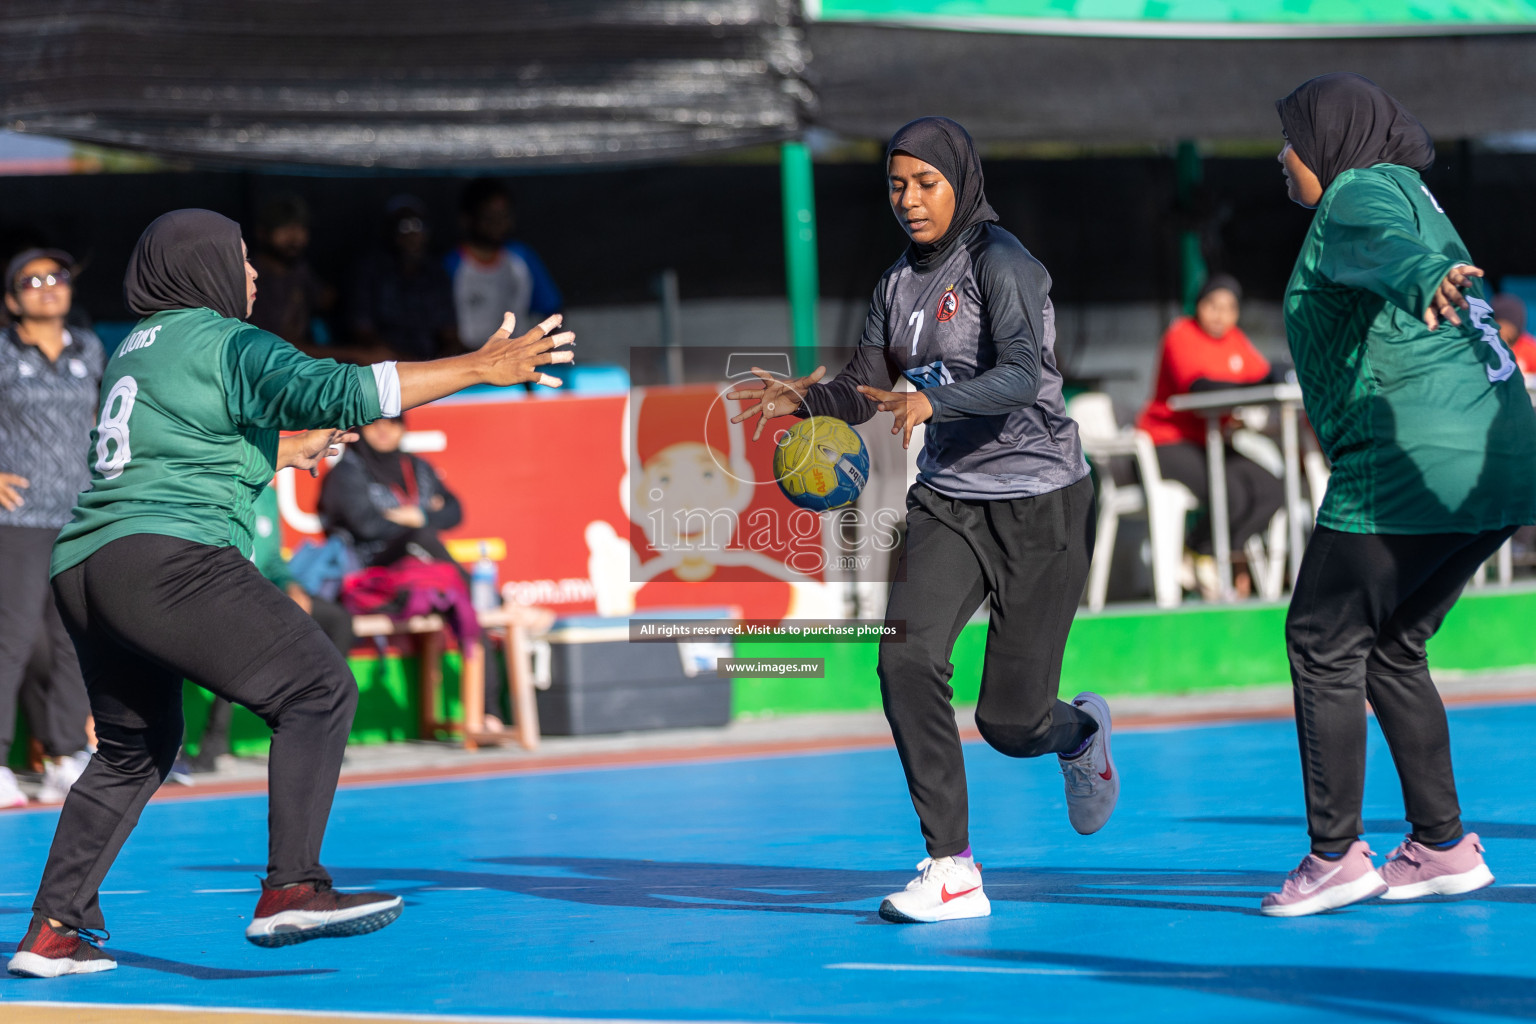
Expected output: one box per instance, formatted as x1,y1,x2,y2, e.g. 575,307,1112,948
773,416,870,512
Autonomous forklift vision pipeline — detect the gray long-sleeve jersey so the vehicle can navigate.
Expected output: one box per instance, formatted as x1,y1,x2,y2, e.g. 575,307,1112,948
801,222,1088,501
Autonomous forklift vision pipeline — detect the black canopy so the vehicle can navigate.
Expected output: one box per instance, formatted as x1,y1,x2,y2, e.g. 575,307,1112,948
807,25,1536,145
4,1,1536,167
1,0,810,168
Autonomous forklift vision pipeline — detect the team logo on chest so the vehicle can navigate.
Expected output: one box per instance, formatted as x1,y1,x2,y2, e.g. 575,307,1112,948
935,285,958,323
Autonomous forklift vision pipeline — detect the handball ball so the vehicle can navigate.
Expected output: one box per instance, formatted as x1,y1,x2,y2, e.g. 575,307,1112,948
773,416,870,511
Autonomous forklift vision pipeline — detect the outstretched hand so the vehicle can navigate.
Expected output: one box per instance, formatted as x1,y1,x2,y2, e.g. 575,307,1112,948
856,386,932,449
281,428,360,477
1425,264,1485,330
480,312,575,388
727,366,827,442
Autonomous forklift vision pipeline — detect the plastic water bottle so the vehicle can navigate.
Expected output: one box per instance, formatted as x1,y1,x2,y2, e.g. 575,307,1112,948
471,542,500,611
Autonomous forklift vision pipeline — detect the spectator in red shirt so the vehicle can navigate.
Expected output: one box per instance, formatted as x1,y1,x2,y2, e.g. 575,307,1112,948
1136,274,1284,564
1493,294,1536,375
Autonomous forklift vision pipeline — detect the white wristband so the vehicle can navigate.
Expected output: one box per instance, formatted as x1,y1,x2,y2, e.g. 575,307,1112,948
371,361,402,418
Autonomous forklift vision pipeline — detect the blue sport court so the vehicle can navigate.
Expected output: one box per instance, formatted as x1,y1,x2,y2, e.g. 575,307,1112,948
4,700,1536,1023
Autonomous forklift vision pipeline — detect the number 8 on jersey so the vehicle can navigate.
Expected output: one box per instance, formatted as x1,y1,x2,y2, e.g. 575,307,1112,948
94,376,139,480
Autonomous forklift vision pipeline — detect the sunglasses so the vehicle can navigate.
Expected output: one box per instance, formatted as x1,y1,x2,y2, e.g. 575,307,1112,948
15,269,71,291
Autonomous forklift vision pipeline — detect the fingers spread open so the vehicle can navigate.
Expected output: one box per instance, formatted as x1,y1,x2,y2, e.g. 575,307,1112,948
537,313,564,336
491,311,517,341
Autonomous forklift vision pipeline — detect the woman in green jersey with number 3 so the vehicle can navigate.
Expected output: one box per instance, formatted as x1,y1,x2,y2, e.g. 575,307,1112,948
1259,74,1536,918
8,209,573,977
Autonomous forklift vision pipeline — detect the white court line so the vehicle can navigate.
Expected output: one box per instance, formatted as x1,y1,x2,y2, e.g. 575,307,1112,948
826,962,1223,979
98,890,147,895
0,1001,813,1024
194,888,260,894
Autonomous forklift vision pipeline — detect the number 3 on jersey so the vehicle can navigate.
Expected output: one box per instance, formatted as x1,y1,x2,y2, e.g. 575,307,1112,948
94,376,139,479
1467,298,1517,384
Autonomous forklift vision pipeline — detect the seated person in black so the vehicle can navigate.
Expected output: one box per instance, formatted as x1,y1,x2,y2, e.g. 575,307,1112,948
319,415,502,731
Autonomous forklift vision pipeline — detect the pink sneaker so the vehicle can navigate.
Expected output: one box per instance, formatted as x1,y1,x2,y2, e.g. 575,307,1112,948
1260,840,1387,918
1380,833,1494,901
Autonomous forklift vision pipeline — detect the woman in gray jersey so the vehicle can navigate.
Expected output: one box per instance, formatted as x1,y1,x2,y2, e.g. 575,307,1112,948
0,249,103,810
730,117,1117,924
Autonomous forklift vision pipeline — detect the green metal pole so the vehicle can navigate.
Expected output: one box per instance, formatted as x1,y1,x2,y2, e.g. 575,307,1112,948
781,140,820,375
1176,140,1208,315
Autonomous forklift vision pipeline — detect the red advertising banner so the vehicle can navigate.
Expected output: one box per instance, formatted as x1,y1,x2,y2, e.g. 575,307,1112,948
277,387,828,620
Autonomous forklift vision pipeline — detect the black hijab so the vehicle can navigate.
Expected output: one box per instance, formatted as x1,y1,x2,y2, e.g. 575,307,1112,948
352,421,411,494
886,116,999,270
1275,73,1435,194
1197,273,1243,305
125,209,247,321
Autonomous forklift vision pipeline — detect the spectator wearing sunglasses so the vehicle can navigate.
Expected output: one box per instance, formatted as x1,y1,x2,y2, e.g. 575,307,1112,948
0,249,104,808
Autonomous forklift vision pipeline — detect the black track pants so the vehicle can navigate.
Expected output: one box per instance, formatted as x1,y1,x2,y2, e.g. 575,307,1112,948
1286,525,1514,855
195,595,356,766
879,477,1098,859
0,526,90,761
37,534,358,931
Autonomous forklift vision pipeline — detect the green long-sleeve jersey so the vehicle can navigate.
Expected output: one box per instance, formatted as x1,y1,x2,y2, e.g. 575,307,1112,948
1283,164,1536,534
52,307,383,575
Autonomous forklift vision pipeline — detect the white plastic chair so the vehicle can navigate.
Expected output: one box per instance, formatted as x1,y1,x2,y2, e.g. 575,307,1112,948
1067,393,1198,610
1304,451,1330,521
1231,430,1288,602
1244,510,1289,602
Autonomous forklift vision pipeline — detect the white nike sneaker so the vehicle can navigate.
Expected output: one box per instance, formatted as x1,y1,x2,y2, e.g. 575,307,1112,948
0,767,27,809
878,856,990,923
1059,692,1119,835
37,751,91,806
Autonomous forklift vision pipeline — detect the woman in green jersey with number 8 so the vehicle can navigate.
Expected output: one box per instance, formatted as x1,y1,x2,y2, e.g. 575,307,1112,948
1259,74,1536,918
8,209,573,977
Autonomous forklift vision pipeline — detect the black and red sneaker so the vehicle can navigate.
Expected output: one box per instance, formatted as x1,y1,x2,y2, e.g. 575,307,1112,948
8,912,116,978
245,879,403,948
